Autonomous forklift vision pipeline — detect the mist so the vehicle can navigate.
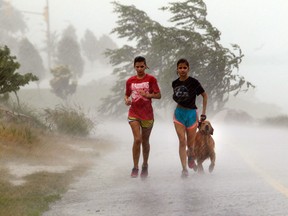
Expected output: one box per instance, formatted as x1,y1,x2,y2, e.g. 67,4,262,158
1,0,288,215
40,118,288,215
2,0,287,116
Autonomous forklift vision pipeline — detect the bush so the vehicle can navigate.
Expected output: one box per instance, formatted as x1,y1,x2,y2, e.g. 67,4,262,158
44,105,94,137
0,122,38,145
261,115,288,127
0,103,44,145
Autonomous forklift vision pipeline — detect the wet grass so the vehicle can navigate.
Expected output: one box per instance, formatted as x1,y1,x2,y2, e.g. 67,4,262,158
0,121,98,216
0,167,86,216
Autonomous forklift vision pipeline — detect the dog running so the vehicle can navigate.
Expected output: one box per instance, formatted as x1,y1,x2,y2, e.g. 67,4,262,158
193,120,216,173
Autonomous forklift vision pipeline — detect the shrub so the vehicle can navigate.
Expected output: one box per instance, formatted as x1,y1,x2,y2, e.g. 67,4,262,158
0,122,37,145
44,105,94,137
261,115,288,127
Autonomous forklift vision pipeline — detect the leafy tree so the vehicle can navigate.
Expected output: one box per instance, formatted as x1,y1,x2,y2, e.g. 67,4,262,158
81,29,99,66
49,65,77,100
81,31,118,66
97,34,118,64
0,1,26,34
17,38,46,84
62,24,78,41
56,25,84,78
0,0,26,51
100,0,254,116
0,45,38,106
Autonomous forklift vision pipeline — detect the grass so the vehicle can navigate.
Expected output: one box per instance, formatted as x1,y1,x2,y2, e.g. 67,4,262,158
0,167,86,216
0,132,102,216
0,102,109,216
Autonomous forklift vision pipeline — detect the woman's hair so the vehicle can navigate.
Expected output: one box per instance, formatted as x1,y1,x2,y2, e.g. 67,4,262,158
177,58,189,68
134,56,147,66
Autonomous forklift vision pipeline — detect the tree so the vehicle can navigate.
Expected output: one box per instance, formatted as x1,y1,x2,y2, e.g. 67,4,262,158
0,0,26,34
17,38,46,84
49,65,77,100
81,31,118,66
56,25,84,78
100,0,254,116
0,0,26,51
0,45,38,106
97,34,118,64
81,29,99,66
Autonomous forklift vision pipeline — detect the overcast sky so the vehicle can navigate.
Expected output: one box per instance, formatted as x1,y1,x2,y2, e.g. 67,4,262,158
10,0,288,114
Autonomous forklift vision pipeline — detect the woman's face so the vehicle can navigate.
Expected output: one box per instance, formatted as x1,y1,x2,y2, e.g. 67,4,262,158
177,63,189,78
134,61,146,77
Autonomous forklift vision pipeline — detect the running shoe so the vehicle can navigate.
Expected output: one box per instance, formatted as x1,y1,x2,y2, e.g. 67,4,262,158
131,168,139,178
140,166,148,178
181,169,188,178
188,156,196,170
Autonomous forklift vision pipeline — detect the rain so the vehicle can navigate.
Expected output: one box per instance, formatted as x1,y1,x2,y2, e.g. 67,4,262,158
1,0,288,215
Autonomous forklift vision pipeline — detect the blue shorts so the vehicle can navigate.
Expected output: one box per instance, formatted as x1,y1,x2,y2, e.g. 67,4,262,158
173,107,198,129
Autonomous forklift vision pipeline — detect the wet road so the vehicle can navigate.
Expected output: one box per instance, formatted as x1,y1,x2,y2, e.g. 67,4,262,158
43,120,288,216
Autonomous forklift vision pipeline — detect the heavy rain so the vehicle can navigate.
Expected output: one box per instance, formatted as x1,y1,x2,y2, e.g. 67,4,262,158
1,0,288,215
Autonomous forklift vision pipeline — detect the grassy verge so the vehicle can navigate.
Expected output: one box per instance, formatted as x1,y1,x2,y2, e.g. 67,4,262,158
0,123,109,216
0,100,109,216
0,166,86,216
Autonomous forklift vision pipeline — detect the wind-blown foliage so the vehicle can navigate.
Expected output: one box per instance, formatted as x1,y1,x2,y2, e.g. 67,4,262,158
81,29,99,65
56,25,84,78
0,0,26,52
100,0,254,116
0,45,38,105
17,38,46,83
49,65,77,100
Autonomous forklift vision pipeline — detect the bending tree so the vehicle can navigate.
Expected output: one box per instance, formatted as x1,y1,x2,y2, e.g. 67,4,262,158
56,25,84,78
17,38,46,84
100,0,254,116
0,0,26,51
81,29,99,66
0,45,38,106
50,65,77,100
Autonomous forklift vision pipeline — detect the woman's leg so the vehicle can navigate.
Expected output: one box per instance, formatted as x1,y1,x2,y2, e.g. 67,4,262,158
129,121,142,169
187,126,197,154
186,126,197,169
174,122,187,171
141,127,152,167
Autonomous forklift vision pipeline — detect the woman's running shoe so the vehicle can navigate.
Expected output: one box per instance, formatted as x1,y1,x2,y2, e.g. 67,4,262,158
140,166,148,178
188,156,196,170
131,168,139,178
181,169,188,178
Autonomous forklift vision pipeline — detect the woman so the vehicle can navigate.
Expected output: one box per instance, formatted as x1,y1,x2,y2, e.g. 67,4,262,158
125,56,161,178
172,58,207,177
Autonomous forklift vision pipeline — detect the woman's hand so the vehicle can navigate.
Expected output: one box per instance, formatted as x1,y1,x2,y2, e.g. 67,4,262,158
139,90,151,98
125,98,132,106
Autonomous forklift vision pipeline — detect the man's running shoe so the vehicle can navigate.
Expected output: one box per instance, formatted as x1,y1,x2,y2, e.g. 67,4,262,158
188,156,196,170
140,166,148,178
131,168,139,178
181,169,188,178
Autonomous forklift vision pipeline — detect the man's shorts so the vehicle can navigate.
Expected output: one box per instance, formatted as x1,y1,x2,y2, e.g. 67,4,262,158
173,107,198,129
128,117,154,128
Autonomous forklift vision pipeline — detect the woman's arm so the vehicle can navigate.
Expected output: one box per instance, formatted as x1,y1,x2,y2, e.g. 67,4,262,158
139,91,161,99
201,92,208,115
124,95,132,106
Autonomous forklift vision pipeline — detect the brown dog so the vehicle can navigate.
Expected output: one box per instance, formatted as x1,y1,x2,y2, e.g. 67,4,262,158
193,120,215,173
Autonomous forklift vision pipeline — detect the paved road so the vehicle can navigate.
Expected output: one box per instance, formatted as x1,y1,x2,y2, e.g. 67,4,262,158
43,121,288,216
